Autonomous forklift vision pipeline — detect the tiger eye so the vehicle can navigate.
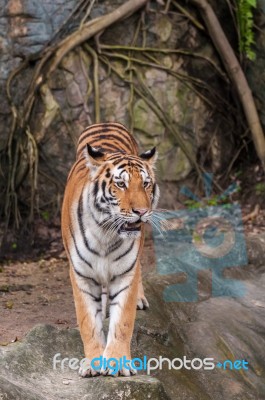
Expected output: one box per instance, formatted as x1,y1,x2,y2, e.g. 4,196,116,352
62,122,159,378
116,181,126,189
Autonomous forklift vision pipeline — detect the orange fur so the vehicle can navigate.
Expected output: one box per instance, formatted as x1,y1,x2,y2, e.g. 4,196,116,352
61,122,158,376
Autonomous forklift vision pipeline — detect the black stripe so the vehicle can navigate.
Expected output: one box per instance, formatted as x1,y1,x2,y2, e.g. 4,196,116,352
93,181,99,197
127,155,143,160
101,180,107,200
113,241,135,262
105,239,123,255
117,163,129,170
89,203,105,225
100,122,129,132
119,157,144,169
91,199,104,214
77,191,100,256
109,285,130,301
109,302,120,307
113,157,129,165
105,168,111,178
80,287,101,302
76,165,87,174
101,181,116,203
152,183,158,205
90,122,129,134
107,153,124,160
90,133,132,151
78,123,131,147
93,186,110,214
78,127,113,145
72,266,99,285
111,257,137,281
112,159,143,169
92,181,106,213
65,240,99,285
94,197,105,213
95,309,102,317
100,144,122,152
69,223,93,269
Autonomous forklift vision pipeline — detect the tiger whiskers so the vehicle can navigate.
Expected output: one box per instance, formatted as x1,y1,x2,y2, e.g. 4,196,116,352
152,208,172,213
148,216,166,239
150,210,185,238
99,215,125,238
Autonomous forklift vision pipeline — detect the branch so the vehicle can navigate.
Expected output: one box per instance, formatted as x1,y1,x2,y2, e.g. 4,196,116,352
190,0,265,171
23,0,149,127
3,0,149,229
49,0,149,74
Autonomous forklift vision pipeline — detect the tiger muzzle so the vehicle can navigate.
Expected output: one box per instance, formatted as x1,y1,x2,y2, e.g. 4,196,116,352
120,220,142,233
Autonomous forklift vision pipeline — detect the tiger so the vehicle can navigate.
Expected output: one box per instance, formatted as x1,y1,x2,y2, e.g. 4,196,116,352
61,122,159,377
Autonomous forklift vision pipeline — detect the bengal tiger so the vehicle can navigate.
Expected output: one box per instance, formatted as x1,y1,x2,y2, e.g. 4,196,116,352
61,122,159,377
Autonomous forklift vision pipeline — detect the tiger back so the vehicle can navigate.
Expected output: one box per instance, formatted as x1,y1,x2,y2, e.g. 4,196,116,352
61,122,159,377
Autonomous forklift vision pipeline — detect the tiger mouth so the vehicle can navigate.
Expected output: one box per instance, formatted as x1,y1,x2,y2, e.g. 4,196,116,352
120,221,142,233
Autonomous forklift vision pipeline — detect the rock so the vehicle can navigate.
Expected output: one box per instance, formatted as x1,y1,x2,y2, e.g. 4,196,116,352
149,15,173,43
0,0,239,213
0,325,169,400
1,233,265,399
246,234,265,267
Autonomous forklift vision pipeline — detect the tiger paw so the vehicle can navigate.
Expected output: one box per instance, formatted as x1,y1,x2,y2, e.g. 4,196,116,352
79,358,101,378
100,357,137,377
137,294,149,310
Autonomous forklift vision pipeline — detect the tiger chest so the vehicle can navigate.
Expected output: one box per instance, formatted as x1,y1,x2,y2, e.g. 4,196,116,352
71,228,140,286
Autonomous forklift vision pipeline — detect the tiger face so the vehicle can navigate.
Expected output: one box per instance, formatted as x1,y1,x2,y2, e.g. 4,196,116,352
85,145,160,238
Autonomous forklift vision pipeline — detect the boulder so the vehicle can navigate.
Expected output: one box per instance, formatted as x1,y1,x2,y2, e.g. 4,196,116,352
1,235,265,399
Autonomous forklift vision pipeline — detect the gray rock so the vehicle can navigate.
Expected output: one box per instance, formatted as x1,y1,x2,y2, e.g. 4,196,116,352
0,325,169,400
0,0,243,213
1,235,265,399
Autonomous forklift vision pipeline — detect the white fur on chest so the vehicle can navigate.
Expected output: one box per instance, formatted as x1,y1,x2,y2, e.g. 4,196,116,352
70,218,139,286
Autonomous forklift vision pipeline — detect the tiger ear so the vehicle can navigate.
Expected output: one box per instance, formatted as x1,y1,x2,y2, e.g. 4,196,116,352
85,144,105,166
139,147,157,165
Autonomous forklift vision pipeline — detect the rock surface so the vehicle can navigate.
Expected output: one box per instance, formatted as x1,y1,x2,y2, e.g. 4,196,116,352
0,0,243,213
1,234,265,399
0,324,169,400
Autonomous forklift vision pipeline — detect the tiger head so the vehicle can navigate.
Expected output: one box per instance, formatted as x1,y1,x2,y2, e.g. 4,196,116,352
85,144,160,238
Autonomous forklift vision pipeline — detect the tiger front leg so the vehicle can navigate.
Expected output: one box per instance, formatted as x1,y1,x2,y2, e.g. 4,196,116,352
70,267,105,377
137,264,149,310
101,262,140,377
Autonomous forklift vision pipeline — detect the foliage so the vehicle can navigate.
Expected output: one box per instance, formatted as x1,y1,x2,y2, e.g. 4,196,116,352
236,0,257,60
255,182,265,195
184,195,230,209
0,0,261,238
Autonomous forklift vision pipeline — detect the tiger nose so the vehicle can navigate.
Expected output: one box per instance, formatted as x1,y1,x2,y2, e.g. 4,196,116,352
132,208,148,216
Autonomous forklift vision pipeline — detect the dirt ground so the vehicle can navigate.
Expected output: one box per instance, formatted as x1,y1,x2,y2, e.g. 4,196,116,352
1,190,265,344
0,230,156,344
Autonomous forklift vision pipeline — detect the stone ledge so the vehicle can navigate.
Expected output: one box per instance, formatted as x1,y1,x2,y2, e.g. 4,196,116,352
0,324,169,400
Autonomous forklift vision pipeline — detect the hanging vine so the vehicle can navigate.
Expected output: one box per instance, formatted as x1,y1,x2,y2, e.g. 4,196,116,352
1,0,263,239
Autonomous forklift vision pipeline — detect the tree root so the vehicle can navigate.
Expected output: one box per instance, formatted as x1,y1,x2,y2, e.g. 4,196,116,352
191,0,265,172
